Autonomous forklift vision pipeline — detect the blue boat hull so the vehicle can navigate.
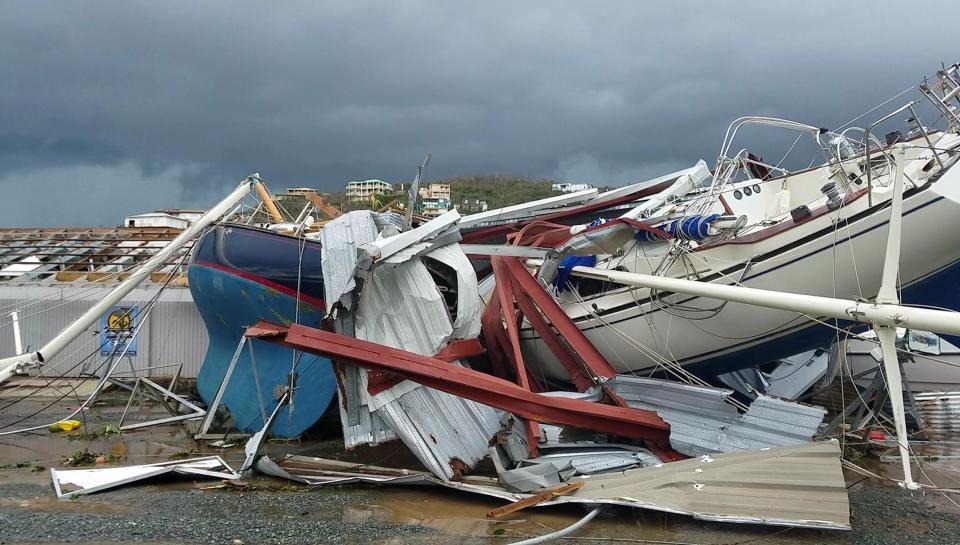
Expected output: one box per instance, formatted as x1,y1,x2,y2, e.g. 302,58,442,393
188,225,335,437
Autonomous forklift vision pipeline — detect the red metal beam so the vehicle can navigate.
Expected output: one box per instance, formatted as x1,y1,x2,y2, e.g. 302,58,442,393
491,257,533,391
480,294,514,380
250,321,670,442
502,256,619,381
435,338,485,362
368,339,486,396
510,281,596,392
460,182,672,245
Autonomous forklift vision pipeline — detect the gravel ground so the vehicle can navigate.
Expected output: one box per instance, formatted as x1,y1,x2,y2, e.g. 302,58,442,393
0,481,434,545
1,474,958,545
847,486,960,545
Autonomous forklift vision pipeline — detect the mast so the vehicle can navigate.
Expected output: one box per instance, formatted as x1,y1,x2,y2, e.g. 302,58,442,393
254,180,286,224
571,145,926,489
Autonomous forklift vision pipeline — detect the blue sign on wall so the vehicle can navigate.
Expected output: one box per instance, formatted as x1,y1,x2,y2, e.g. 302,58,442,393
100,306,138,357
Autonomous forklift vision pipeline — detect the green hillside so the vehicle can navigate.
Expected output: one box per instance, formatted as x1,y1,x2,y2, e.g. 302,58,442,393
447,176,561,208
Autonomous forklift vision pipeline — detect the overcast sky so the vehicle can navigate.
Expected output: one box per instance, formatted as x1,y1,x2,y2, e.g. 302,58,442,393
1,1,956,226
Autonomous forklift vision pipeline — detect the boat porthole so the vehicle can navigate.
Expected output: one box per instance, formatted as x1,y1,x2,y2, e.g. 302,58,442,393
752,184,761,193
733,189,743,200
743,186,752,196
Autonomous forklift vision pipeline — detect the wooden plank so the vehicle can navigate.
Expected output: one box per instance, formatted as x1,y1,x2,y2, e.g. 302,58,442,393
486,481,584,518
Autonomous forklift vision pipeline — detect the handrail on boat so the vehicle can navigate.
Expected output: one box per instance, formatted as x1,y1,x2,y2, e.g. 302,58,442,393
864,100,943,206
718,117,824,163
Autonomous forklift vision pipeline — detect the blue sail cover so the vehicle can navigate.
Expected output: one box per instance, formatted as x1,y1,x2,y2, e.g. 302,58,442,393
553,254,597,293
634,214,720,242
551,217,608,293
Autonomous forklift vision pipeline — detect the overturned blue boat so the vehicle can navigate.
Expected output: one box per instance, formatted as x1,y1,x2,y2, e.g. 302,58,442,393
188,224,336,437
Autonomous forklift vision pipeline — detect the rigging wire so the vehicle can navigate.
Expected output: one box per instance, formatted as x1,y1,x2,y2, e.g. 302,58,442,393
0,211,241,434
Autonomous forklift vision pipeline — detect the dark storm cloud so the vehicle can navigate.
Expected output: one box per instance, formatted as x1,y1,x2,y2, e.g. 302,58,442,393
0,1,956,225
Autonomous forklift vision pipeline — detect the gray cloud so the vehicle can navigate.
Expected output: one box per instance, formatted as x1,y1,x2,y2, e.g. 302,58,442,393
1,1,956,225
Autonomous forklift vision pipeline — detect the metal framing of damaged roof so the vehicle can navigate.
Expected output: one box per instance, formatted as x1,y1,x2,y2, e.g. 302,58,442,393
244,320,671,442
0,227,192,284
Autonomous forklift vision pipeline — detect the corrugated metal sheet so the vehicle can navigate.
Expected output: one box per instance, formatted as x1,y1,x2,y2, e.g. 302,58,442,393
337,365,398,449
375,386,502,479
0,286,206,378
318,210,379,314
609,375,825,456
336,238,500,481
261,441,850,530
557,440,849,529
915,391,960,441
524,443,661,474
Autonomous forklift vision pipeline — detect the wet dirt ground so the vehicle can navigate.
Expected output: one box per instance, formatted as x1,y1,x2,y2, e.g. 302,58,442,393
1,388,958,544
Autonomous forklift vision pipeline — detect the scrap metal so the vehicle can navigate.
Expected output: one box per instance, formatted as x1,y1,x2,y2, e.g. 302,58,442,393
246,321,671,442
609,375,826,456
257,441,850,530
51,456,240,499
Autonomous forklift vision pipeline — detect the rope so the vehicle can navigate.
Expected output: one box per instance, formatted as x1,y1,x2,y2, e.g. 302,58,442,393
507,506,602,545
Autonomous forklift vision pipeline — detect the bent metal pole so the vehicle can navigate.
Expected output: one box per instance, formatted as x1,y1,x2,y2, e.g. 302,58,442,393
569,266,960,338
0,174,257,383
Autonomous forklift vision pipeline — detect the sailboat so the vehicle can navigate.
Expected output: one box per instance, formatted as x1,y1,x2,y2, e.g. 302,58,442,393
520,67,960,381
188,222,335,437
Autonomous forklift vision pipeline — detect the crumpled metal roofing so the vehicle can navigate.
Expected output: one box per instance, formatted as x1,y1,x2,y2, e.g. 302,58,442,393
318,210,380,314
331,225,497,480
523,443,661,474
335,364,397,449
373,384,503,479
608,375,825,456
259,441,850,530
915,391,960,441
51,456,239,498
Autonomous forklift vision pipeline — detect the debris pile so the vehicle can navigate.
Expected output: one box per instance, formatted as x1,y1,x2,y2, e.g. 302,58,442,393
237,208,850,530
16,77,960,535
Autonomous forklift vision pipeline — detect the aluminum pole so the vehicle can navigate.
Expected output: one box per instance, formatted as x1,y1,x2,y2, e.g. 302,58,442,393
875,144,918,489
571,146,926,488
570,266,960,337
0,174,256,378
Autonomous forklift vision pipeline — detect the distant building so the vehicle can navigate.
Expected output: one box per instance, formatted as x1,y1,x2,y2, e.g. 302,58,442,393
552,182,594,193
346,179,393,201
123,212,191,229
458,198,488,214
418,183,451,201
154,209,205,223
285,187,319,196
417,197,451,217
0,226,204,379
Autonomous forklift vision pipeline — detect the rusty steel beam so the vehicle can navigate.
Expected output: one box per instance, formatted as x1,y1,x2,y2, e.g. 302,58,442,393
460,182,671,245
501,256,619,382
480,294,514,381
509,280,597,392
491,257,533,391
248,321,670,441
366,338,486,396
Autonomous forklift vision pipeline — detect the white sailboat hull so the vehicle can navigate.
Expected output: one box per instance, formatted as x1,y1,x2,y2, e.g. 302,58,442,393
521,161,960,379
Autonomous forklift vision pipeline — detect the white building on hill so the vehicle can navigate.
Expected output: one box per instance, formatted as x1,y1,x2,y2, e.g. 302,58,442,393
346,179,393,201
552,182,594,193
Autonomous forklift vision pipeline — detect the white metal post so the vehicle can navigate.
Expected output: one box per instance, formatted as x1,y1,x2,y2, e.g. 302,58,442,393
569,146,939,488
874,144,918,489
0,174,257,385
10,311,22,357
0,311,27,384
